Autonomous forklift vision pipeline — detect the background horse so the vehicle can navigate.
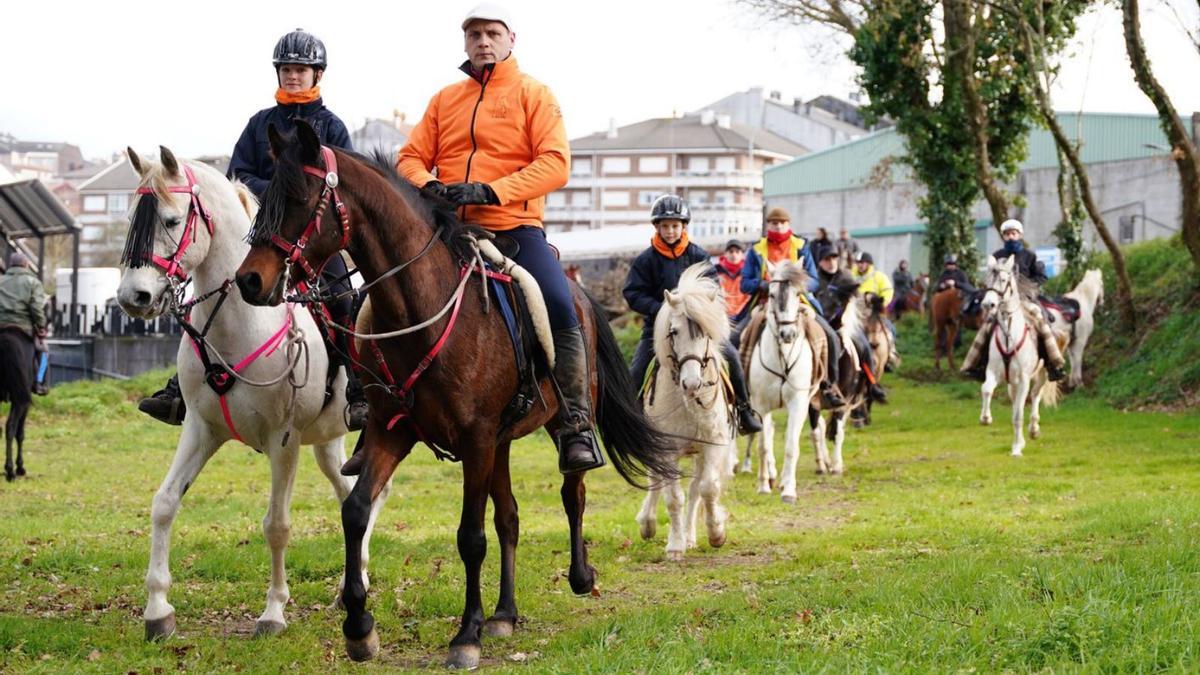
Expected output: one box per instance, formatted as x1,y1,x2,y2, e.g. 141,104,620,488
890,273,928,321
1047,269,1104,389
855,293,893,427
636,264,736,560
116,147,387,641
0,328,35,481
746,261,819,503
978,256,1061,456
233,122,677,669
931,288,982,370
808,290,870,475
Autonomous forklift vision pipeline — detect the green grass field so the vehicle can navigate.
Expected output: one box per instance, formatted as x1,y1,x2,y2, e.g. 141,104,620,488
2,323,1199,672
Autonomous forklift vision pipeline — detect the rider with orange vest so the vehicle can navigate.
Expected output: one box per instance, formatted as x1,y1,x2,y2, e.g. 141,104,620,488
716,239,752,324
738,207,846,407
398,4,602,474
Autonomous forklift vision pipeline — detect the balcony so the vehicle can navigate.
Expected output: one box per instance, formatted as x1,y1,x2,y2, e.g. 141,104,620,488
563,170,763,190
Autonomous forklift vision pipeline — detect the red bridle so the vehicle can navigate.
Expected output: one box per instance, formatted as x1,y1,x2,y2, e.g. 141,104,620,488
134,165,215,282
269,145,352,286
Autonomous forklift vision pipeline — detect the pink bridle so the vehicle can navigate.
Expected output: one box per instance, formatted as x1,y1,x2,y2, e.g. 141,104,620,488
134,165,215,282
269,145,352,285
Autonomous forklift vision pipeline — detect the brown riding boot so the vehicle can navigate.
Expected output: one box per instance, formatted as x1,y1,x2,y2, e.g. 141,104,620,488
553,327,606,474
960,320,993,381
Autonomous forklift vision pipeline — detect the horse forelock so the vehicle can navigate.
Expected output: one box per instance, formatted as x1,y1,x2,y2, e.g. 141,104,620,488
676,264,730,343
248,145,309,246
121,158,193,268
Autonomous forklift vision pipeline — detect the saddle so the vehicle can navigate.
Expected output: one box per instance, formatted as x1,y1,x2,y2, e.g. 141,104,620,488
1040,295,1081,324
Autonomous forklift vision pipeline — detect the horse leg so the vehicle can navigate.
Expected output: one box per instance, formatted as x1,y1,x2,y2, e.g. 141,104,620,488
756,412,775,494
636,478,661,540
561,473,597,595
699,447,727,548
317,438,390,610
739,433,754,474
254,438,301,637
4,408,15,482
12,402,30,477
779,395,806,503
1029,370,1045,440
980,368,996,426
663,473,687,561
830,410,849,475
144,422,220,641
445,453,496,670
342,431,409,663
808,405,828,475
685,455,702,548
1010,377,1030,457
483,441,518,638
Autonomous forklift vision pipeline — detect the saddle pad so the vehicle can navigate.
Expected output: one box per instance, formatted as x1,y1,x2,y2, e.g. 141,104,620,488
1041,296,1080,323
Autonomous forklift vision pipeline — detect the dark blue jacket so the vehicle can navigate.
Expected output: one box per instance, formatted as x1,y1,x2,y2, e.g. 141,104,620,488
623,242,712,338
228,98,353,198
740,236,819,297
992,246,1046,286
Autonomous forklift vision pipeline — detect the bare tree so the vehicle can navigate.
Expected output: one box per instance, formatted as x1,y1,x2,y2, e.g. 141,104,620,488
1123,0,1200,270
733,0,869,34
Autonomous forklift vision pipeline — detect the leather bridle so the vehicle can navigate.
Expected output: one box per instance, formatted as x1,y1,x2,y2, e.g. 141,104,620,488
133,165,214,282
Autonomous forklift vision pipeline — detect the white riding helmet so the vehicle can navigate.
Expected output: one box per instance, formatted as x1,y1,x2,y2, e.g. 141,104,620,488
1000,219,1024,235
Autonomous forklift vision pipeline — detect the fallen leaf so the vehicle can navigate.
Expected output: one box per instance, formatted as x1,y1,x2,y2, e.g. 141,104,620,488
88,650,101,662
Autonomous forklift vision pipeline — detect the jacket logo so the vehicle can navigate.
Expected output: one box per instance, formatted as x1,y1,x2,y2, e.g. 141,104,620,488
490,99,509,119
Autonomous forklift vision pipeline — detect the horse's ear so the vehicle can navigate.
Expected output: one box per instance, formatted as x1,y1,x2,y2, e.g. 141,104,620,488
296,119,321,162
267,123,286,159
706,284,719,301
159,146,179,177
987,255,997,269
127,147,147,177
665,290,679,307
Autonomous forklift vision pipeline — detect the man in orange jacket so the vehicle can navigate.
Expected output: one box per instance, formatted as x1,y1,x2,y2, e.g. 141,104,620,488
398,3,602,474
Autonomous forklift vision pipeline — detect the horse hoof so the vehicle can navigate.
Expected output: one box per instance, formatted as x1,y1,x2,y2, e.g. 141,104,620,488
756,486,772,495
254,619,286,638
345,628,380,662
980,418,992,426
15,467,25,477
781,495,797,505
831,465,844,475
815,466,827,475
708,531,727,548
637,520,656,540
1030,429,1041,440
666,550,684,562
482,617,515,638
768,478,776,490
4,472,12,483
445,644,481,670
144,613,176,642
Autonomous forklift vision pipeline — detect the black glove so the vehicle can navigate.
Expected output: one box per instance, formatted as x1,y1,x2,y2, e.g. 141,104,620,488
422,180,449,200
444,182,499,206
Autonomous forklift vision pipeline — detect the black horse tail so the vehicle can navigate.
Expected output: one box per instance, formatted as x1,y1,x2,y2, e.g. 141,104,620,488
586,293,681,488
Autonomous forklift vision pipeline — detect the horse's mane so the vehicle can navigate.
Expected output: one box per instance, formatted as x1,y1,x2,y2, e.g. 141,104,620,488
674,264,730,343
840,293,866,338
249,133,485,263
777,260,810,291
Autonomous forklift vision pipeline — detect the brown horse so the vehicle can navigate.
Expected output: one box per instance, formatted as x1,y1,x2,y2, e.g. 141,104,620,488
234,122,677,668
856,293,893,427
889,273,928,321
1,328,35,481
931,288,981,370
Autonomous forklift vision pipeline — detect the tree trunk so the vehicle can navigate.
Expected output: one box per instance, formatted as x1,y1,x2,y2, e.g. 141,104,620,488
1123,0,1200,270
944,0,1009,230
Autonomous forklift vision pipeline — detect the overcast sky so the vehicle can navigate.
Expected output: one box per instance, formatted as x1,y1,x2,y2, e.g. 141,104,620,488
4,0,1199,161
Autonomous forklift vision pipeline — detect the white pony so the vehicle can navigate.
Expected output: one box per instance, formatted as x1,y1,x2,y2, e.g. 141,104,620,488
745,262,819,503
807,292,870,476
636,264,735,560
116,147,388,641
1048,269,1104,389
978,255,1061,456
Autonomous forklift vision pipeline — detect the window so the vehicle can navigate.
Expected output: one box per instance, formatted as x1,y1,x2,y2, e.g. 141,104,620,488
107,192,129,215
714,156,737,172
637,191,660,206
639,156,668,173
546,192,567,207
83,195,105,212
1119,215,1136,244
601,191,629,207
687,156,709,173
572,158,592,176
572,191,592,207
714,190,734,205
602,157,631,174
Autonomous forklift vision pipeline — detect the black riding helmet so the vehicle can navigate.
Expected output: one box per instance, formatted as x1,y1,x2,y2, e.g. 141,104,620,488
944,253,958,265
855,251,874,265
650,194,691,224
273,28,327,70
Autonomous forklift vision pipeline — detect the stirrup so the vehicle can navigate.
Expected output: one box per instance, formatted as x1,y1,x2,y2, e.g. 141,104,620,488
556,428,605,474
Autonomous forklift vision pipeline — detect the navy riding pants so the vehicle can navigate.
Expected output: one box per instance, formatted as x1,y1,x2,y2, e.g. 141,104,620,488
503,226,580,331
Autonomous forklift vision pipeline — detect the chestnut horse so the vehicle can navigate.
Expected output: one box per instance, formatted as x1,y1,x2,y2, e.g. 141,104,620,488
931,288,982,370
234,122,677,668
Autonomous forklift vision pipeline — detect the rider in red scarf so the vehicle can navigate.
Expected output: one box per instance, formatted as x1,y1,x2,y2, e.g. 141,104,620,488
716,240,751,323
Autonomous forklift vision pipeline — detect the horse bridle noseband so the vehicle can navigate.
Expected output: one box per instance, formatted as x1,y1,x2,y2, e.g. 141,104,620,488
666,319,717,389
270,145,353,287
134,165,215,282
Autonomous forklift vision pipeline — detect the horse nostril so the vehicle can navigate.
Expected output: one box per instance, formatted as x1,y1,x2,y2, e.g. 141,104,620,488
135,291,152,307
236,272,262,299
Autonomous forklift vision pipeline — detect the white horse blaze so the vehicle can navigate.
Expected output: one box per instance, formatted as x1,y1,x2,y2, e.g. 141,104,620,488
116,151,390,637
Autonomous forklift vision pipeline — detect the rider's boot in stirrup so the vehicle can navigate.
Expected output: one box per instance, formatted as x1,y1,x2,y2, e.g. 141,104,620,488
724,343,762,434
552,327,605,474
820,382,846,408
345,370,369,432
138,373,186,425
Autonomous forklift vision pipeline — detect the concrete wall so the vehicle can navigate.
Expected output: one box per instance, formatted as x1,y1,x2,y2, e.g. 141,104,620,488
768,155,1182,275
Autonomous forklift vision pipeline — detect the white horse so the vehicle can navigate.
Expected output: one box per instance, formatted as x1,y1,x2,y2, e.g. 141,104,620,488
745,262,819,503
636,265,735,560
978,255,1061,456
1048,269,1104,389
808,292,870,476
116,147,389,641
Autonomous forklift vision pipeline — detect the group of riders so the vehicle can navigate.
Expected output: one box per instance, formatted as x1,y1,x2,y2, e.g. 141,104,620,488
2,4,1066,478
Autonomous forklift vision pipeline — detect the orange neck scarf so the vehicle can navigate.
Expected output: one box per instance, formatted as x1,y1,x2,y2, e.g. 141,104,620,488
652,232,690,259
275,86,321,105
